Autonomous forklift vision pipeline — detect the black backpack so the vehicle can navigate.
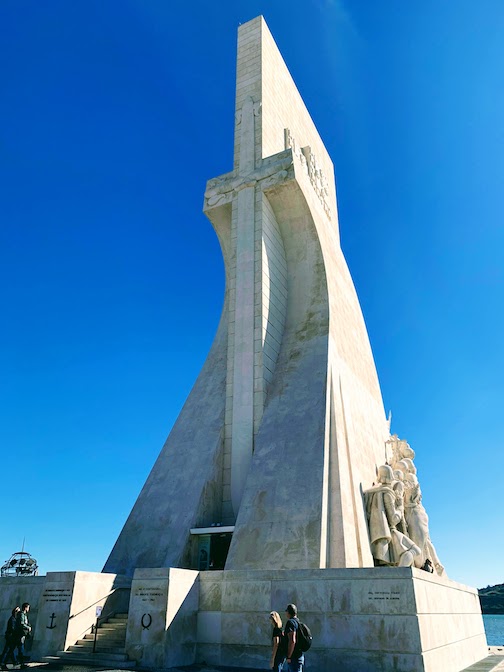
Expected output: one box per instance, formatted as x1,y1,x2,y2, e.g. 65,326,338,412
295,618,313,652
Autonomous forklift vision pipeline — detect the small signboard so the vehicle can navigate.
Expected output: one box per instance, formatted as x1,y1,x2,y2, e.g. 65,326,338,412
96,606,103,618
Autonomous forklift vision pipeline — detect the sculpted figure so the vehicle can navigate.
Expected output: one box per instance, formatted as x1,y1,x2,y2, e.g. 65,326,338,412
376,435,447,576
403,473,446,576
364,465,420,567
392,479,408,535
387,434,416,469
395,457,416,476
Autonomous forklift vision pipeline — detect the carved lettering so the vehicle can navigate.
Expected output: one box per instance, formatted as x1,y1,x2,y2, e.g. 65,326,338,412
43,589,71,603
368,590,401,601
133,588,164,603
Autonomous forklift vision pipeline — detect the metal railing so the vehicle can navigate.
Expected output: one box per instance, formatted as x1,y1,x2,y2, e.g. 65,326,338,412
91,608,119,654
68,586,130,654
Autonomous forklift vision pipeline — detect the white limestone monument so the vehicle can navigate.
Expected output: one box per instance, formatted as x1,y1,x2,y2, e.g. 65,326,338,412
104,17,391,578
100,16,488,672
0,17,491,672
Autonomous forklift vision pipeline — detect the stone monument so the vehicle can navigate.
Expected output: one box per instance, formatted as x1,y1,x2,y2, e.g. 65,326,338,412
104,13,392,578
0,16,489,672
99,18,490,672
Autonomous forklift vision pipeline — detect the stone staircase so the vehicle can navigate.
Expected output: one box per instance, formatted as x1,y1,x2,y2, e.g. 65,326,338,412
42,612,135,668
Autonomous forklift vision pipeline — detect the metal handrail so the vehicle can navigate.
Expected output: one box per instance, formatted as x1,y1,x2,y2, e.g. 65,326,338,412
92,609,119,654
66,585,130,651
68,586,130,620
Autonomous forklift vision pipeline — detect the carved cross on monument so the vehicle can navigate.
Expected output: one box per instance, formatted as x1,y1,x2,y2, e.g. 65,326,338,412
206,97,293,518
204,95,334,519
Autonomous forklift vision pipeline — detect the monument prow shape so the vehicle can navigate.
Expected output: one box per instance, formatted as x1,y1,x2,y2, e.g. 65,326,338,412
104,16,389,575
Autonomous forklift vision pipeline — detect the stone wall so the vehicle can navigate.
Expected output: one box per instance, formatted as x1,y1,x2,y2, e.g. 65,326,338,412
0,571,130,660
0,567,488,671
121,565,489,672
195,567,487,672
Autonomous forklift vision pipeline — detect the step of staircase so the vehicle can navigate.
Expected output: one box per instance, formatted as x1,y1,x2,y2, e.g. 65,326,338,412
73,641,126,654
67,646,129,659
42,652,136,668
42,612,134,668
83,632,125,641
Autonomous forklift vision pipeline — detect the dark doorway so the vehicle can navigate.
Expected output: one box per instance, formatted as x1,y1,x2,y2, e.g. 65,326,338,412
197,533,232,570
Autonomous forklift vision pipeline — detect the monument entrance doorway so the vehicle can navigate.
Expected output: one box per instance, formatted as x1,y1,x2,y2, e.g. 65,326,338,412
191,527,233,571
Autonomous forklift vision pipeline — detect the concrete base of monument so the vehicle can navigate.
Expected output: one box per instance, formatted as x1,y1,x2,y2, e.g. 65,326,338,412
0,571,131,661
123,566,488,672
0,566,486,670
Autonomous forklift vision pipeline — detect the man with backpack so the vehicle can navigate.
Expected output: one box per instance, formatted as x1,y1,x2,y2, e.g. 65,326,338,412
284,603,311,672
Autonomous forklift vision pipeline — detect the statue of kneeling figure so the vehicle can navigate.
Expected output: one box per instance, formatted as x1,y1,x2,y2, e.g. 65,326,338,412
364,465,421,567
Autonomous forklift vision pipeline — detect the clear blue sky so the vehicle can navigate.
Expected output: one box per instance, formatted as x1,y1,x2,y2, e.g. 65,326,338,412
1,0,503,589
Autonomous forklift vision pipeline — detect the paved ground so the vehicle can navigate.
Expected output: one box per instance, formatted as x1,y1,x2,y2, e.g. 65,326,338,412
14,669,236,672
7,651,504,672
462,655,504,672
4,667,257,672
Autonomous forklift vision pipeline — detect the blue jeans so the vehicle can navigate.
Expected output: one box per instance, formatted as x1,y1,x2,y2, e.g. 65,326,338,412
17,636,26,663
274,655,286,672
287,654,304,672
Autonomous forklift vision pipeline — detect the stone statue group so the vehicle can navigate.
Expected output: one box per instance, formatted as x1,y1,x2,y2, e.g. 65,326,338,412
364,435,445,576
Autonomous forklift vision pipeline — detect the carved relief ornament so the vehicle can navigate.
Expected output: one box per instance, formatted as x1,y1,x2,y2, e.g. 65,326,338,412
284,128,332,218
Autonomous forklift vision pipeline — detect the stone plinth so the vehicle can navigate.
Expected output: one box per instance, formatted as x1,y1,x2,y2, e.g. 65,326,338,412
0,566,489,670
194,567,487,672
125,567,199,669
61,571,130,656
31,571,75,658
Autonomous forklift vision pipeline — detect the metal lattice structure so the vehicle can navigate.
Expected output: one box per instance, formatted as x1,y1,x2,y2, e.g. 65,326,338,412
1,551,38,577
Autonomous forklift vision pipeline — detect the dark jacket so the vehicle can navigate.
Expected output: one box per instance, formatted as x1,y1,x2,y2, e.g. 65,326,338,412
5,615,17,640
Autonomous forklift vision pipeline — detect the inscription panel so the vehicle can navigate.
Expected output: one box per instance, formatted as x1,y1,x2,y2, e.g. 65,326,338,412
43,588,72,603
368,590,401,602
133,588,164,604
